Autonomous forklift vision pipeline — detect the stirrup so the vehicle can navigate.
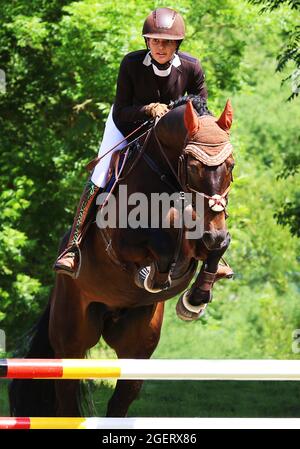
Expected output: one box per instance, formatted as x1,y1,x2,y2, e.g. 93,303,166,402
134,266,150,289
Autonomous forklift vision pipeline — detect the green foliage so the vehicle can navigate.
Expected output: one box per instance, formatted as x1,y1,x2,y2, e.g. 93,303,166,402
177,0,251,99
0,0,299,365
6,15,49,50
248,0,300,237
249,0,300,100
249,0,300,12
275,194,300,237
0,0,250,347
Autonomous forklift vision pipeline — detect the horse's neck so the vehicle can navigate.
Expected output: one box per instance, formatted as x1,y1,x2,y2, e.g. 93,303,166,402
155,109,187,158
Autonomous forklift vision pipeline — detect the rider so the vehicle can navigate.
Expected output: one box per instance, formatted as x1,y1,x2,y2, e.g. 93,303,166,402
54,7,233,280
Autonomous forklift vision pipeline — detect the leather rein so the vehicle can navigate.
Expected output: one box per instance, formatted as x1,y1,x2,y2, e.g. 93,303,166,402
146,122,233,280
97,117,232,278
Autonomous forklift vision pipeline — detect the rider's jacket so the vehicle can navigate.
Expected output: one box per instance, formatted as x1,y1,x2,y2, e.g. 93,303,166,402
113,49,207,136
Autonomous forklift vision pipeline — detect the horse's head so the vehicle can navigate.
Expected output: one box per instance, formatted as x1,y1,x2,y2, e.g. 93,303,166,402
182,99,235,252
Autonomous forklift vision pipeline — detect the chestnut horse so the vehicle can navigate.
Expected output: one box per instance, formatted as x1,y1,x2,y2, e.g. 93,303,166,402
9,96,235,417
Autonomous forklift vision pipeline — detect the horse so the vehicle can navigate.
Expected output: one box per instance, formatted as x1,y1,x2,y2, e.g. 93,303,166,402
9,96,235,417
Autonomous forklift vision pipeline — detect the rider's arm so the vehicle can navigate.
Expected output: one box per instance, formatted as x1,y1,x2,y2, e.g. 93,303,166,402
113,55,149,124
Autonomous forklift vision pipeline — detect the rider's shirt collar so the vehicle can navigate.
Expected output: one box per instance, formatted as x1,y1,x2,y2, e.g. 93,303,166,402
143,51,181,77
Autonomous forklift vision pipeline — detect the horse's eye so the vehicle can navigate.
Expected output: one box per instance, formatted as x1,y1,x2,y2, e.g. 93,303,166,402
228,163,235,172
189,164,198,174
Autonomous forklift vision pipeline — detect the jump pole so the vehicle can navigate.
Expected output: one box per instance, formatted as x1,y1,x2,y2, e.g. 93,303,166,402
1,359,300,380
1,417,300,429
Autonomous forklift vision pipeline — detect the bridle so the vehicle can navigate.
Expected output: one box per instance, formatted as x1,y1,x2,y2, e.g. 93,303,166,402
139,123,234,281
152,124,233,214
97,115,233,278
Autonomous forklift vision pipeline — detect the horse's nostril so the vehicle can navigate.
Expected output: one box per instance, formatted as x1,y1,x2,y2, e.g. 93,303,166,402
202,232,212,244
202,232,215,250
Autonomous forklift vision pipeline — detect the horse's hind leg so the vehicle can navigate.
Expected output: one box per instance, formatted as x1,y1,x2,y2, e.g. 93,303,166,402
49,279,105,416
102,301,164,417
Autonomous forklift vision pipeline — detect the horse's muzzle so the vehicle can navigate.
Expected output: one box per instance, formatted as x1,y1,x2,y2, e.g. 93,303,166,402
202,230,231,251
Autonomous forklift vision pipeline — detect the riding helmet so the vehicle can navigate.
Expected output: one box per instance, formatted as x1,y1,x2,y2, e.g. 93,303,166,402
142,7,185,40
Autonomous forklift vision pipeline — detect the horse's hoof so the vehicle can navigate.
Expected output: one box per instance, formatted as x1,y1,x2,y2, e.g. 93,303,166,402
176,290,207,321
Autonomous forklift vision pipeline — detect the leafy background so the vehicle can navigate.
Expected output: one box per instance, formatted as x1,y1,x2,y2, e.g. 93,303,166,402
0,0,299,416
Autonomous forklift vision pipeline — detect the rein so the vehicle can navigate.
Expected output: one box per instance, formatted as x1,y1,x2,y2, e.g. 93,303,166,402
86,119,154,172
152,125,184,191
97,114,232,278
146,121,232,279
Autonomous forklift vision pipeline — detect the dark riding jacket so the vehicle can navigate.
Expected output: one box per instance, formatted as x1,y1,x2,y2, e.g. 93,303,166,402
113,49,207,136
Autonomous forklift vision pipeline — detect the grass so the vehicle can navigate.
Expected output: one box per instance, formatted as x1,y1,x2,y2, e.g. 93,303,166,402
2,378,300,418
106,380,300,417
0,381,9,416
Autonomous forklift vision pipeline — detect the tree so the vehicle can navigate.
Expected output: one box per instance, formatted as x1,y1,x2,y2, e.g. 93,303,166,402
0,0,248,347
249,0,300,237
249,1,299,99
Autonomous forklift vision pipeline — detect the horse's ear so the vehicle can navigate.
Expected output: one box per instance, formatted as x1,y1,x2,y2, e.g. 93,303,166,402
184,100,199,136
216,99,233,132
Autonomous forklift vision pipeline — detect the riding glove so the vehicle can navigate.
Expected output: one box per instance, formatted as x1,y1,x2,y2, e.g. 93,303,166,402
145,102,169,118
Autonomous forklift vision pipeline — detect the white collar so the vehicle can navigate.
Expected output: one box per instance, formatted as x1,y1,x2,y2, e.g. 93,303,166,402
142,51,181,77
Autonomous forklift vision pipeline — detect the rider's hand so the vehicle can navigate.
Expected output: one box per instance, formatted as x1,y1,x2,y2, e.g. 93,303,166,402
145,103,169,118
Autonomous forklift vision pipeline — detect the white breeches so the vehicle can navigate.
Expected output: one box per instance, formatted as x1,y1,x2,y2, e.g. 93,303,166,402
91,106,128,188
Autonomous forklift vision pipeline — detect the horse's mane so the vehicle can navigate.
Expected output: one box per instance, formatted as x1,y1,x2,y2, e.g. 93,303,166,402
169,95,212,117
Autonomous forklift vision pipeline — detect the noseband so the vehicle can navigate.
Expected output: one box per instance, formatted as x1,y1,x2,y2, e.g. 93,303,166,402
178,140,233,213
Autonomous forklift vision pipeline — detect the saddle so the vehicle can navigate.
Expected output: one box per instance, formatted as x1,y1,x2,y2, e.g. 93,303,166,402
101,131,150,199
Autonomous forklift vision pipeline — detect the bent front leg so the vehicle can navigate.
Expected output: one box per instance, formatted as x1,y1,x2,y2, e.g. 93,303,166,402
176,235,231,321
189,236,231,305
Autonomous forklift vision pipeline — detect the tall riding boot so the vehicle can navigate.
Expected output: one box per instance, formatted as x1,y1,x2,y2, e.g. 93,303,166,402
53,180,100,278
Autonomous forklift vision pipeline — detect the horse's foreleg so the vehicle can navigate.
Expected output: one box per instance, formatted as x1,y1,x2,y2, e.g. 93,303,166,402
176,245,229,321
49,280,104,416
102,302,164,417
190,245,229,305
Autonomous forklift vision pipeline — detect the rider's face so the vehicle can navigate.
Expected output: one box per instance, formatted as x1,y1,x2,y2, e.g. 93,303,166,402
147,38,177,65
